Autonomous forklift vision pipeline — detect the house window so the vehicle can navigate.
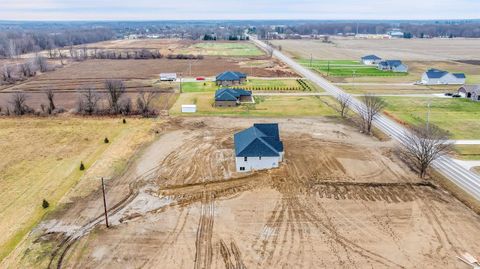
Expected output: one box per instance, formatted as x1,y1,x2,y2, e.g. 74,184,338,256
240,167,245,171
244,157,248,161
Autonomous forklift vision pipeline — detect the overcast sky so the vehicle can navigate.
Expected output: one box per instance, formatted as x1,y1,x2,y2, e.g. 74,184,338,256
0,0,479,21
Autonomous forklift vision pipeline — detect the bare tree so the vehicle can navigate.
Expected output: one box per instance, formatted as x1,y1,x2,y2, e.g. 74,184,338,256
77,86,101,115
9,92,29,115
400,123,453,178
335,93,351,118
19,61,36,77
45,89,55,113
357,94,386,134
136,90,158,115
105,79,125,114
34,55,49,72
1,64,15,83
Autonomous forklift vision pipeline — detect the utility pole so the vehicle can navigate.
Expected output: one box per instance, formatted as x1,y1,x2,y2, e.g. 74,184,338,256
310,54,313,68
101,177,109,228
327,60,330,77
179,73,182,93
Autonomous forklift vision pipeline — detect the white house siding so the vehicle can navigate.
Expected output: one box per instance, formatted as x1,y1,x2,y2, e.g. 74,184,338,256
236,156,280,172
422,73,465,85
392,65,408,73
362,59,380,65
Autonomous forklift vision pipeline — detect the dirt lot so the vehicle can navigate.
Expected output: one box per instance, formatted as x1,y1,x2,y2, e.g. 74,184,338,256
273,38,480,61
5,117,479,269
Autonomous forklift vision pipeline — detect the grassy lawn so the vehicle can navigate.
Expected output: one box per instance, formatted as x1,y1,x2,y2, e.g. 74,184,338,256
299,59,408,77
170,92,336,117
383,97,480,139
181,42,264,57
454,145,480,160
0,117,156,262
181,79,320,93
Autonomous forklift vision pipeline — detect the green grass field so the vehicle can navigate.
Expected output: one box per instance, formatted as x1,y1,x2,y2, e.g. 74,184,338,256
383,97,480,139
454,145,480,160
181,42,264,57
170,92,336,117
181,79,320,93
0,118,156,262
299,59,408,77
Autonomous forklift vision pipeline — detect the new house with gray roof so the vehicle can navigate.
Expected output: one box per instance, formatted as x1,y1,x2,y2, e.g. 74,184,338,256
214,88,253,107
377,60,408,73
216,71,247,86
421,69,466,85
361,55,382,65
234,123,284,172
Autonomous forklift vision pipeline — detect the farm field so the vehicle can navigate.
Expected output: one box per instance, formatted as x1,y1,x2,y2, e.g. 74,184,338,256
75,39,264,57
299,59,408,77
0,117,159,261
170,93,336,117
340,84,453,94
6,117,480,269
272,38,480,61
383,97,480,139
181,78,319,93
180,42,264,56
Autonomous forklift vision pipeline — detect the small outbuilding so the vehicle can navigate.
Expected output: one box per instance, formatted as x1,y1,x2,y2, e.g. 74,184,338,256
377,60,408,73
181,104,197,113
160,73,177,81
421,69,466,85
361,55,382,65
458,85,480,101
214,88,253,107
234,123,284,172
216,71,247,86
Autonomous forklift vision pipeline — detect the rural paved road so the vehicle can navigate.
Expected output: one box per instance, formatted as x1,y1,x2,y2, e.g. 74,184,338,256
451,140,480,145
254,92,449,98
251,37,480,201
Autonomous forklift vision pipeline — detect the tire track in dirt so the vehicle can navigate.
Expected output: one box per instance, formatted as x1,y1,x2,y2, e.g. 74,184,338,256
194,192,215,269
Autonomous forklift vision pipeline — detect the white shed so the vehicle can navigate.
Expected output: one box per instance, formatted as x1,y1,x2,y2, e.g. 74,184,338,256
160,73,177,81
181,104,196,113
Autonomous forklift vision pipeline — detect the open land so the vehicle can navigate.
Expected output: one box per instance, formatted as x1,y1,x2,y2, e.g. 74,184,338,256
383,97,480,139
273,38,480,61
3,117,480,269
0,40,297,112
76,39,263,57
0,117,160,261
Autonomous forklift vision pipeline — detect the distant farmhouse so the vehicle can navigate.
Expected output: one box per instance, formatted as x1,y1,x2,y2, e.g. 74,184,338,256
214,88,253,107
377,60,408,73
361,55,382,65
234,123,284,172
458,85,480,101
421,69,466,85
216,71,247,86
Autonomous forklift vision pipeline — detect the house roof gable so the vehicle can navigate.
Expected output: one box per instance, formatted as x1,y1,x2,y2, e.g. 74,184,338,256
216,71,247,81
215,88,252,101
234,123,282,157
362,55,381,60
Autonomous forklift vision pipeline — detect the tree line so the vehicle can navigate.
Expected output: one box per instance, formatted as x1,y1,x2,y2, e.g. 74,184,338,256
0,28,113,58
255,22,480,38
1,80,158,117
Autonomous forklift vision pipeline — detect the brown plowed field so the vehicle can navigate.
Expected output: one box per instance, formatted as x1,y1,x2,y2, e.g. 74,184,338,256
4,117,480,269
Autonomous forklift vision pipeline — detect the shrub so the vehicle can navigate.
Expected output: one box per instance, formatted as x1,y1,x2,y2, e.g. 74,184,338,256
42,199,49,209
79,161,85,170
122,118,126,124
104,137,109,143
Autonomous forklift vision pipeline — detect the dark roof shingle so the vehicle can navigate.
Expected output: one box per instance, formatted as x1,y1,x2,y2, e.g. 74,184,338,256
234,123,283,157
